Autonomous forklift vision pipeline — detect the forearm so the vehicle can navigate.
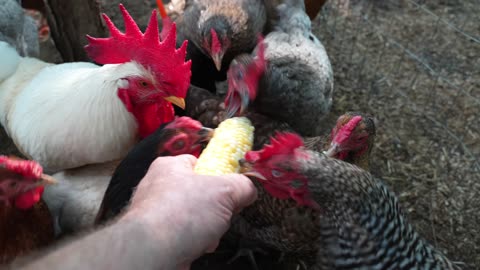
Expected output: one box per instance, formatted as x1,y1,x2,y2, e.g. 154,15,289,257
19,216,178,270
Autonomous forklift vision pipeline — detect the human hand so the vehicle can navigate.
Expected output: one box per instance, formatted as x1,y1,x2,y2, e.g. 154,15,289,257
121,155,257,268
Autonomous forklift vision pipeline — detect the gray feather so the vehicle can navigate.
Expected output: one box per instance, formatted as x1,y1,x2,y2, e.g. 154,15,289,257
0,0,39,57
254,0,334,136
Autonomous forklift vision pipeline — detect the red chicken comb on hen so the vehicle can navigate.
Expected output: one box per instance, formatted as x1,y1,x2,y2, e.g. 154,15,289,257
85,4,191,98
245,132,304,163
244,133,318,209
225,36,267,117
331,115,363,145
0,156,43,180
165,116,203,130
0,156,56,209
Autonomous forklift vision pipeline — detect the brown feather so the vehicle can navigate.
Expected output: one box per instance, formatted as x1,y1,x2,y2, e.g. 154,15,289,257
0,200,54,264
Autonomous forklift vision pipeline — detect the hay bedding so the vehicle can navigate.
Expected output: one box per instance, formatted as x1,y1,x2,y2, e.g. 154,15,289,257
315,0,479,268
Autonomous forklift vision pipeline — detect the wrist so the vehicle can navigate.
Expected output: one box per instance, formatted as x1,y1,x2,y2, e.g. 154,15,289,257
119,206,191,267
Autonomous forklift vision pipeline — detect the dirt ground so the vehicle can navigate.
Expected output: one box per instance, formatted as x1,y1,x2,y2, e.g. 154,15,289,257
1,0,478,269
314,0,479,268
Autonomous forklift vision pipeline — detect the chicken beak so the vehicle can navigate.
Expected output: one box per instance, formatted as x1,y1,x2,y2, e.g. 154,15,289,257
225,91,240,118
212,53,224,71
39,174,57,185
197,127,215,143
323,143,339,157
239,159,267,181
164,96,186,110
225,85,250,118
243,171,267,181
239,88,250,115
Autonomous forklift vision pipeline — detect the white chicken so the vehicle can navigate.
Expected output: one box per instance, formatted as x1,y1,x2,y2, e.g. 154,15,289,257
43,161,119,235
0,4,191,173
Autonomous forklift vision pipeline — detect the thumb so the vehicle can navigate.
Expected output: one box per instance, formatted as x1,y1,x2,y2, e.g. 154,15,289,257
151,154,197,173
224,174,258,213
172,154,197,170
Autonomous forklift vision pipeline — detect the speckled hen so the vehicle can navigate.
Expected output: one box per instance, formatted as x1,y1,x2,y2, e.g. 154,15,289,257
237,133,461,270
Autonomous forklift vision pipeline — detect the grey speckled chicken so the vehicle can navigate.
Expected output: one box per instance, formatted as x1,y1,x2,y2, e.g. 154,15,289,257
223,114,376,269
0,0,39,57
172,0,267,91
237,133,462,270
225,0,334,136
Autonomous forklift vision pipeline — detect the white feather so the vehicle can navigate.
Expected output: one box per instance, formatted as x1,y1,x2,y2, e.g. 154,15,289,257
0,50,149,172
0,41,20,82
43,161,119,235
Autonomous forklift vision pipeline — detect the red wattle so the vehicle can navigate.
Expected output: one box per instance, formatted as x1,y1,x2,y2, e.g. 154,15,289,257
136,103,175,138
15,186,44,210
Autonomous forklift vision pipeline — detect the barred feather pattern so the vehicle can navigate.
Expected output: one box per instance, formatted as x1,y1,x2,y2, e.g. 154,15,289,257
302,152,462,270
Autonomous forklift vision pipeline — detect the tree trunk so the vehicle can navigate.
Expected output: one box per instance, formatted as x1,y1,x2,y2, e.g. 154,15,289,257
43,0,163,63
44,0,105,62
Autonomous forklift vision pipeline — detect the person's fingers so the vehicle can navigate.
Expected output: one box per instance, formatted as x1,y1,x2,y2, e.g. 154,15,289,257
150,155,197,173
173,154,197,169
223,174,258,213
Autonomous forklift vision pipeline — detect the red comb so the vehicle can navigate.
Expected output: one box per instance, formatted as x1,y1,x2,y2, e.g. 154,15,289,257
245,132,304,163
0,156,43,180
246,35,267,100
14,186,44,209
244,133,319,209
210,29,222,55
224,35,267,110
165,116,203,130
85,4,191,98
333,116,363,145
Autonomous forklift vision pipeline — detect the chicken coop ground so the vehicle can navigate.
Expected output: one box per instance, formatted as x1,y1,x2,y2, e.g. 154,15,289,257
314,1,479,268
0,0,478,268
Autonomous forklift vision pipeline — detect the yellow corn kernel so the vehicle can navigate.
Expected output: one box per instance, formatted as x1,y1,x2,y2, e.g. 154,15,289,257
194,117,254,176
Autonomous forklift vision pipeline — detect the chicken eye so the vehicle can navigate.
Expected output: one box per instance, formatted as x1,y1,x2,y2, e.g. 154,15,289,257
172,140,186,150
139,81,149,87
271,169,284,178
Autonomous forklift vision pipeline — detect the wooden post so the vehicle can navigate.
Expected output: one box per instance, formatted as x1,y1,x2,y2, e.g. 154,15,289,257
44,0,105,62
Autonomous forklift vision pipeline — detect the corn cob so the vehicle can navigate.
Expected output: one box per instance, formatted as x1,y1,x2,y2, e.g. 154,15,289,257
194,117,254,175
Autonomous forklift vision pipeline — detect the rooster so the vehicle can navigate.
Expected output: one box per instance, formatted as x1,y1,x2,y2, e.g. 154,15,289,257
225,0,334,136
0,156,55,264
37,117,211,235
94,117,213,225
0,4,191,173
237,133,461,269
158,0,267,92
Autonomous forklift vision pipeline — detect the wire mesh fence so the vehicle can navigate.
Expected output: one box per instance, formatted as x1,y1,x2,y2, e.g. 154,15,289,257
314,0,479,267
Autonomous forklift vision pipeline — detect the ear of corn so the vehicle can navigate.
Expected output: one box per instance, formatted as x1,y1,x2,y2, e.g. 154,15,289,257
194,117,254,175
